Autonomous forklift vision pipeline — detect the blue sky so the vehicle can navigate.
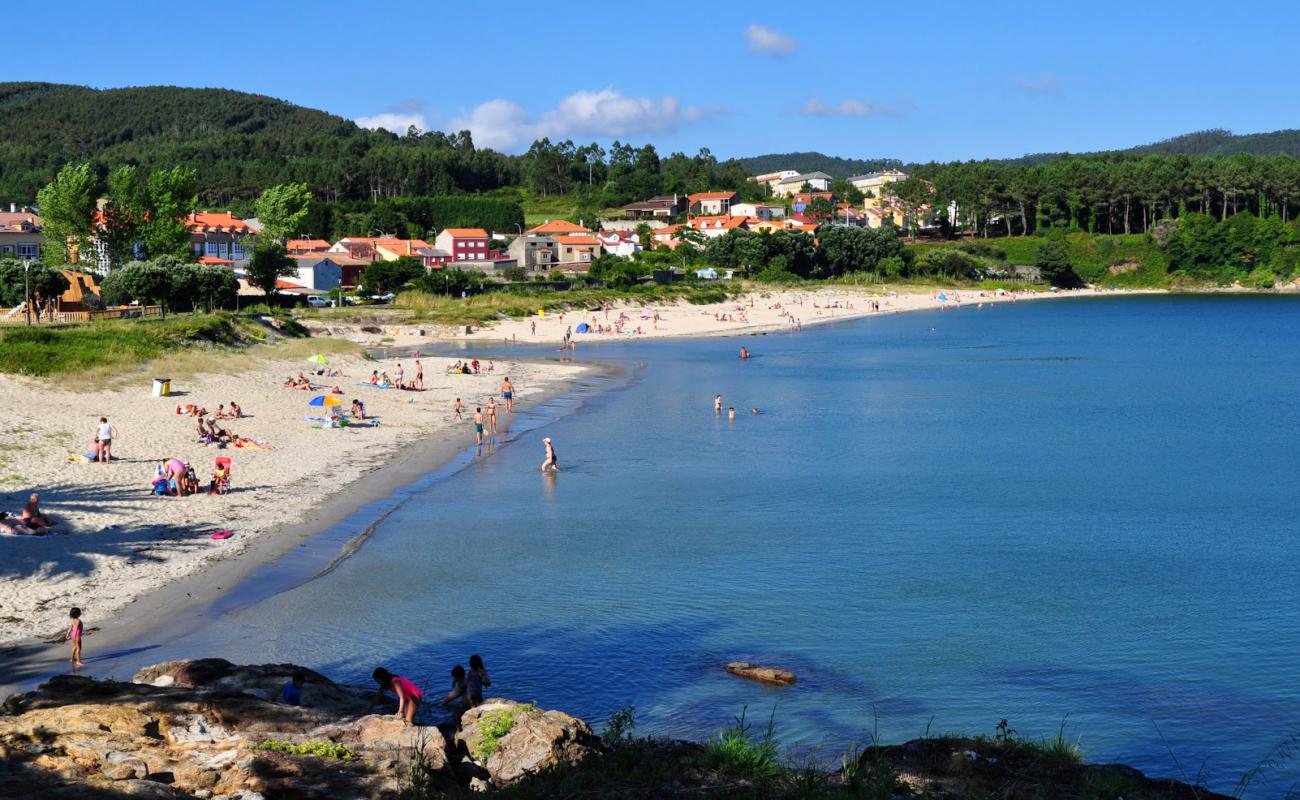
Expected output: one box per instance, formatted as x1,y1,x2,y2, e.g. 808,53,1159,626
12,1,1300,162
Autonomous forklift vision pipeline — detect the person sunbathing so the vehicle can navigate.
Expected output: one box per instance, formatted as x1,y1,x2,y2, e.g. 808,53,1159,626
351,399,366,420
0,512,37,535
22,493,53,528
229,402,243,418
368,371,380,385
213,404,227,419
196,419,214,443
379,372,392,387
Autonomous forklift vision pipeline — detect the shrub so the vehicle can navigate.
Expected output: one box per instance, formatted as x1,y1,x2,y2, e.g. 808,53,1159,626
702,706,782,783
257,740,356,761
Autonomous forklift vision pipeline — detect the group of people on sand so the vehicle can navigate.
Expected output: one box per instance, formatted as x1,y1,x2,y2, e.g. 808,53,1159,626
445,358,492,376
367,360,424,390
0,493,55,535
178,402,242,420
284,372,314,390
345,655,492,726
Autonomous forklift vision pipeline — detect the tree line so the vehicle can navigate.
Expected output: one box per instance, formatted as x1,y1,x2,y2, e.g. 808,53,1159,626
895,152,1300,238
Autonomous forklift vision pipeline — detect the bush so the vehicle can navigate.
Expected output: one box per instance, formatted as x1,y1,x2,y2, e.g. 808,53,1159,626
702,706,782,783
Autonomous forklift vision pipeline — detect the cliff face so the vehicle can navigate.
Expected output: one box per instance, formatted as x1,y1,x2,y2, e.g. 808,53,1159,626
0,659,1231,800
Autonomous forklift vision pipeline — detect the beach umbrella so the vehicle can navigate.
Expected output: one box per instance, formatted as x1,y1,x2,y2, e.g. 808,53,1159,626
307,354,330,365
308,395,342,407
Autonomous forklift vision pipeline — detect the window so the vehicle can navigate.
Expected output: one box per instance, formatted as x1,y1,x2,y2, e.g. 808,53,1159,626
218,242,229,258
232,242,245,259
205,241,218,256
1,245,12,255
17,243,38,259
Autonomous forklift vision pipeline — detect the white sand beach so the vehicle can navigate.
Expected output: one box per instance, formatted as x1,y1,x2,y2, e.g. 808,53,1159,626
0,350,586,646
438,286,1134,347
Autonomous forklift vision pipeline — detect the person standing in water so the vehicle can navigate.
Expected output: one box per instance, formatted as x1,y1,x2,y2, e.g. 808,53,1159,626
473,408,484,445
540,437,558,472
501,377,515,412
486,398,498,437
714,394,723,414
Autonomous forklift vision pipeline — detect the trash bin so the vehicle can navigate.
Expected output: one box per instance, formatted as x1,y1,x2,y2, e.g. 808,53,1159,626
152,378,171,397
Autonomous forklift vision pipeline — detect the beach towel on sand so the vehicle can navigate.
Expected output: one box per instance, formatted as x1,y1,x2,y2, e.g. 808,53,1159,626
210,530,234,540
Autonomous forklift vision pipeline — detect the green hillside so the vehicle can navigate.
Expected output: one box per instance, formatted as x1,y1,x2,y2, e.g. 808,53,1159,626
737,152,904,179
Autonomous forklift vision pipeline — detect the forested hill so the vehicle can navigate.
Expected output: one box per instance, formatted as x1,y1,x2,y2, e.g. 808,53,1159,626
1126,128,1300,157
737,152,905,178
0,82,394,205
744,130,1300,176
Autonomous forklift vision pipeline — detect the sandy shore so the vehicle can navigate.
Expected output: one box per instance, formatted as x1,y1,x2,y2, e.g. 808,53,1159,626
407,286,1145,348
0,350,585,647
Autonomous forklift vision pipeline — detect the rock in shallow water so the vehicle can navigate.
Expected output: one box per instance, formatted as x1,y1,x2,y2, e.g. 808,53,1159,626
723,661,797,684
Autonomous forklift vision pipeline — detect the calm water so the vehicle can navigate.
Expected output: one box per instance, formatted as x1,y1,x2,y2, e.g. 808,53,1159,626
102,296,1300,796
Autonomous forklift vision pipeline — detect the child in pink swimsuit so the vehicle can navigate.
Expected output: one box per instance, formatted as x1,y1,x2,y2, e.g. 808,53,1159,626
368,667,422,725
67,607,84,668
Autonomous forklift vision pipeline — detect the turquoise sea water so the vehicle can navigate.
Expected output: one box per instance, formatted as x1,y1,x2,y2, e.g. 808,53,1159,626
99,296,1300,796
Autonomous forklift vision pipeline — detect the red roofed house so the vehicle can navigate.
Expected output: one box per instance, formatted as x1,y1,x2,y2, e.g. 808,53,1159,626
0,209,43,261
652,224,684,249
286,238,331,254
552,234,603,266
525,219,593,236
188,211,257,269
688,192,738,216
689,215,754,238
434,228,491,263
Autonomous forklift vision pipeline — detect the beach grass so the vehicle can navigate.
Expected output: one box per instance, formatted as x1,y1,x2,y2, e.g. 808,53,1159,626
0,312,359,384
393,285,737,327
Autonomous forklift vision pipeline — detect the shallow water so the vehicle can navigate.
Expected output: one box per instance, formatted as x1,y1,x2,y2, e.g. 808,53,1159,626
101,295,1300,796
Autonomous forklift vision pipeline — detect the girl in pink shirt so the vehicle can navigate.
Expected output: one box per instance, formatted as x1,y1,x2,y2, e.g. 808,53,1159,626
368,667,423,725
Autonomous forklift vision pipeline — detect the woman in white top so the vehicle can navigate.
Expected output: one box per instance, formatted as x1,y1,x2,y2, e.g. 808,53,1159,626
95,417,117,463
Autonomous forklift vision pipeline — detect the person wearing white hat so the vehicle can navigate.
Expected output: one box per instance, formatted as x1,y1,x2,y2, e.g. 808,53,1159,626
540,437,558,473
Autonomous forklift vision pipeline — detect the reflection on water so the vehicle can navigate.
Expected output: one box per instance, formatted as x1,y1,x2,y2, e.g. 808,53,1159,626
100,296,1300,796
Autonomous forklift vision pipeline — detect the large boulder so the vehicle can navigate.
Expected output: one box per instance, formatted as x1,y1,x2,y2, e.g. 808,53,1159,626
453,699,599,787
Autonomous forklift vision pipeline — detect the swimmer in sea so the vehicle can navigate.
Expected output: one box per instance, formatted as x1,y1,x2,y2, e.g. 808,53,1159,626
540,437,558,472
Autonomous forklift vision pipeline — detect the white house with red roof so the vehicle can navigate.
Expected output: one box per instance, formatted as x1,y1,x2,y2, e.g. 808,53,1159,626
688,192,739,215
187,211,257,269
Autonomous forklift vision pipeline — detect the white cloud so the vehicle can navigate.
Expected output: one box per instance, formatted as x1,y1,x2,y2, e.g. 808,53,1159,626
800,97,909,118
1018,75,1061,94
448,88,713,152
745,23,797,56
355,111,430,135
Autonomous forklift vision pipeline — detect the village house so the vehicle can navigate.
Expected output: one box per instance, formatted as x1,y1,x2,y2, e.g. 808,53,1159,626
791,192,835,213
433,228,493,263
751,170,799,193
188,211,257,269
689,215,754,238
507,235,557,273
688,192,738,216
526,219,592,236
553,233,603,265
771,171,833,198
651,224,684,250
835,204,866,227
848,170,908,203
729,202,786,221
0,208,42,261
621,195,688,219
286,238,331,254
287,254,343,292
597,230,641,257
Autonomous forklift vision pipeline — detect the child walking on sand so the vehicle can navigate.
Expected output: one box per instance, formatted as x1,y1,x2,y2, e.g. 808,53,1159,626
67,607,84,668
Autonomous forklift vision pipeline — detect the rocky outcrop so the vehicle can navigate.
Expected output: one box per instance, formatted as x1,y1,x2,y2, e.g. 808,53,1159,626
724,662,797,685
453,699,599,788
0,661,599,799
